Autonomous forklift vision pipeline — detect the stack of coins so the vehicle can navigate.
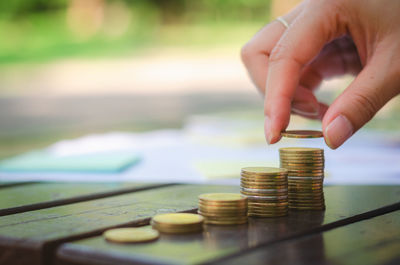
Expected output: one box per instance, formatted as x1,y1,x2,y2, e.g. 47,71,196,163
151,213,204,234
240,167,289,217
279,147,325,210
198,193,248,225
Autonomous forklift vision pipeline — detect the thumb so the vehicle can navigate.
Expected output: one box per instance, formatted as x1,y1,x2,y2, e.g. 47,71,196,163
322,54,400,149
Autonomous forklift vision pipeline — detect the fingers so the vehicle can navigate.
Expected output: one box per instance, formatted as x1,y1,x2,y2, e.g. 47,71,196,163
241,3,303,93
322,53,400,149
291,85,320,118
264,1,344,144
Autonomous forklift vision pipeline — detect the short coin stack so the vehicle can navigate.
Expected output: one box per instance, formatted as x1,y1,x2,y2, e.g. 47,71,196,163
198,193,248,225
103,226,159,243
151,213,204,234
240,167,289,217
279,147,325,210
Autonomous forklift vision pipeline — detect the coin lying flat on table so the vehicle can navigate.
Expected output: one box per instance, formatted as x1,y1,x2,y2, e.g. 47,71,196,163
103,227,159,243
281,130,323,138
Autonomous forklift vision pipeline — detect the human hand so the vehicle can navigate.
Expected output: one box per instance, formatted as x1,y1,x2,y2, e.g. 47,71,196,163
241,0,400,149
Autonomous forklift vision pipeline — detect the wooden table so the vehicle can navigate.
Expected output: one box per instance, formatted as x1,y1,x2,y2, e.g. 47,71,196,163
0,182,399,265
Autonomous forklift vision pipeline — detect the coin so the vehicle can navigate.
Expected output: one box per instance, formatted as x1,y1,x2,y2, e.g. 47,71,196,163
248,212,288,217
281,161,324,165
198,204,246,211
289,205,326,210
248,206,288,211
103,227,159,243
240,178,287,184
279,155,324,160
287,171,324,176
205,219,248,225
241,167,288,175
153,213,204,225
199,193,247,203
241,173,287,180
241,183,288,190
279,147,323,154
241,187,287,193
281,130,323,138
197,210,247,217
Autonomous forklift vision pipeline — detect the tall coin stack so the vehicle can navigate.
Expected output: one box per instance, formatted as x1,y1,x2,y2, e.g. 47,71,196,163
240,167,289,217
198,193,248,225
279,147,325,210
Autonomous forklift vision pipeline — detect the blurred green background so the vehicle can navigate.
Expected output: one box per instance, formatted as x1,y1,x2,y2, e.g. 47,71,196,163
0,0,398,160
0,0,271,64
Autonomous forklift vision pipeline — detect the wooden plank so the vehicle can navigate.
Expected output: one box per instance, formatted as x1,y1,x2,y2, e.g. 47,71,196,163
0,181,36,189
0,184,239,265
55,186,400,265
0,182,172,216
217,211,400,265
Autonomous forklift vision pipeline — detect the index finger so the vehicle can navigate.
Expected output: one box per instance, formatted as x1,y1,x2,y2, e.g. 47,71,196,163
264,2,344,144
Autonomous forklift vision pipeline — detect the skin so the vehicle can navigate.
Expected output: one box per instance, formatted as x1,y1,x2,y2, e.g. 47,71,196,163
241,0,400,149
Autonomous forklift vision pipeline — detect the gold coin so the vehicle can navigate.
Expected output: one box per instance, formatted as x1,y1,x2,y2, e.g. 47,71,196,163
280,161,324,166
103,227,159,243
204,219,248,225
198,211,247,217
240,178,287,184
283,166,325,171
279,155,324,160
279,147,323,154
241,187,287,193
288,175,324,179
280,151,324,156
198,204,246,211
199,193,247,203
287,172,325,177
241,167,287,175
198,207,247,214
151,225,203,234
289,205,326,210
248,201,289,207
280,156,324,161
281,130,323,138
288,186,323,190
289,182,323,187
241,184,288,190
248,209,288,214
248,212,288,217
241,173,287,180
152,213,204,226
248,205,287,210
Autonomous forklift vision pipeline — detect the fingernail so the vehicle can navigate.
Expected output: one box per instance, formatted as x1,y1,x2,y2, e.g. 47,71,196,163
324,114,353,149
292,101,319,117
264,116,272,144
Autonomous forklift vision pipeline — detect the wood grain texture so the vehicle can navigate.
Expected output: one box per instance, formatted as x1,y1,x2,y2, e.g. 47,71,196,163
0,184,239,265
56,186,400,265
218,211,400,265
0,182,168,216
